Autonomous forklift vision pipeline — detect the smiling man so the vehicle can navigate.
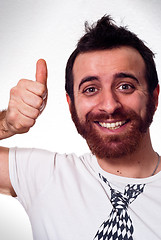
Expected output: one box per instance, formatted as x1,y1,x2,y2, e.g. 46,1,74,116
0,15,160,240
68,47,158,177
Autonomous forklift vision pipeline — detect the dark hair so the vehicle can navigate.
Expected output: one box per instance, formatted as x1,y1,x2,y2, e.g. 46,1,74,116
65,15,158,102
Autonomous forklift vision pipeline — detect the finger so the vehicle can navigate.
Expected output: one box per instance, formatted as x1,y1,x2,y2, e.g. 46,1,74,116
36,59,48,86
7,109,35,133
21,90,44,109
17,100,40,119
16,79,47,98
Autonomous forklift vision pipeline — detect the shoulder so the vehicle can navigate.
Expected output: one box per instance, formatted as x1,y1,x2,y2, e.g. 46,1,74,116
9,147,54,163
9,147,93,166
9,147,95,177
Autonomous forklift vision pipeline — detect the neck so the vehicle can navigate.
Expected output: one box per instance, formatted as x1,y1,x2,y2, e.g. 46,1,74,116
97,131,160,178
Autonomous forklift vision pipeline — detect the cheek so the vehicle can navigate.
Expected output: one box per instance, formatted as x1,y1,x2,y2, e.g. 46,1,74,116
74,97,97,121
122,95,147,118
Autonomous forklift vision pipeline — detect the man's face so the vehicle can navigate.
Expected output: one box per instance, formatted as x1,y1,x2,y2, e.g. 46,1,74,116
68,47,157,159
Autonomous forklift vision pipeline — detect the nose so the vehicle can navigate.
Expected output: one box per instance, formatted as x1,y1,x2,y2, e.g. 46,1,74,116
97,90,121,115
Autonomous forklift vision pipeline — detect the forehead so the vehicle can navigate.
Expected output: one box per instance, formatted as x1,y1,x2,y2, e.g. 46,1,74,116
73,47,146,85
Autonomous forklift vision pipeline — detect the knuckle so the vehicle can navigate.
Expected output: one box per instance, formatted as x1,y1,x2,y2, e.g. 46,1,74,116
24,119,35,128
7,109,35,132
18,79,26,86
20,128,30,134
27,109,39,119
36,97,43,109
33,109,40,119
10,87,17,97
14,123,23,131
39,85,47,97
15,119,35,132
7,110,18,124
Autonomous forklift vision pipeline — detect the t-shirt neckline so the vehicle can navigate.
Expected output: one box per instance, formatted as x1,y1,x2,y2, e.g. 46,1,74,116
89,153,161,185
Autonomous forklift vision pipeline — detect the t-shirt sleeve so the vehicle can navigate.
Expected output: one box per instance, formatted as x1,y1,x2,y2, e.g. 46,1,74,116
9,147,55,210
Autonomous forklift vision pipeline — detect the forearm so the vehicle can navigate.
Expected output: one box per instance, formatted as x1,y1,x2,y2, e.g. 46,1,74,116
0,110,14,140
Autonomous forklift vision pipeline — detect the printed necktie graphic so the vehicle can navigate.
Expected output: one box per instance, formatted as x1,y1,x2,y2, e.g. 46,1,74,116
94,174,145,240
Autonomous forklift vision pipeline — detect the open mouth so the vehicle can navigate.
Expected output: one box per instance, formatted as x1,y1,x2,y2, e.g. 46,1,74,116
97,120,128,130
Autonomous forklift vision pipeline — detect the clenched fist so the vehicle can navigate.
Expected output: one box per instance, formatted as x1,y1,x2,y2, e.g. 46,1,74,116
4,59,48,135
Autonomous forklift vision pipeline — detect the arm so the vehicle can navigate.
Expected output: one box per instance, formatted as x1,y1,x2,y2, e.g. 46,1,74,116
0,59,48,196
0,147,16,196
0,111,12,140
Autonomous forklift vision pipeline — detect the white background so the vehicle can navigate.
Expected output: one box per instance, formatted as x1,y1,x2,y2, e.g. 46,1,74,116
0,0,161,239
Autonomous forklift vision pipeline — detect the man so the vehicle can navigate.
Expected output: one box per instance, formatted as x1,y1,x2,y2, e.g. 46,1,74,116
0,15,160,239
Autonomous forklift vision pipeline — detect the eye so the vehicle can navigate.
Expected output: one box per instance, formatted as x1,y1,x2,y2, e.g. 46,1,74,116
82,86,98,95
117,83,135,93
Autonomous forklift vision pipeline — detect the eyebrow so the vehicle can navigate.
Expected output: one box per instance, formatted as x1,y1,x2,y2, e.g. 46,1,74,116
78,76,99,90
78,72,139,90
114,72,139,83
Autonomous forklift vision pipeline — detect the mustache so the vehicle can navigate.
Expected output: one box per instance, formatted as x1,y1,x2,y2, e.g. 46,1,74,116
86,108,140,122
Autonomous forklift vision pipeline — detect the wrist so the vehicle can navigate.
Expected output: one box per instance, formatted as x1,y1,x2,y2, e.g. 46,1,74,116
0,110,14,139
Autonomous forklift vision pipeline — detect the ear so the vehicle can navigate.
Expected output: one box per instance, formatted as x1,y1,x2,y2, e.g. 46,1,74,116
153,84,160,110
66,93,72,113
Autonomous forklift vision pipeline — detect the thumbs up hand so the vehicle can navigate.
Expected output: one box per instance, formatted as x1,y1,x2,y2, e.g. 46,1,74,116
5,59,48,134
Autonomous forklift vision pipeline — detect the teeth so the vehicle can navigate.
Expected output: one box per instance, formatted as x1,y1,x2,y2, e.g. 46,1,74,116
99,121,126,130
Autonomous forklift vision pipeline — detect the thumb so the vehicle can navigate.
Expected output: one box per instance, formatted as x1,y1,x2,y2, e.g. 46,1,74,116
36,59,48,85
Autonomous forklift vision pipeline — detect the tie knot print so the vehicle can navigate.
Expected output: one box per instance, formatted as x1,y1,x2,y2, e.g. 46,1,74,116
110,188,129,212
94,174,145,240
109,183,145,213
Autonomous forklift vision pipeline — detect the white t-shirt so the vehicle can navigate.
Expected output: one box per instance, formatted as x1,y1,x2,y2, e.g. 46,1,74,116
9,148,161,240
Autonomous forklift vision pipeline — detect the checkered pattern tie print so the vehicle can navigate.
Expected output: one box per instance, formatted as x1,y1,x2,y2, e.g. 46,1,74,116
94,174,145,240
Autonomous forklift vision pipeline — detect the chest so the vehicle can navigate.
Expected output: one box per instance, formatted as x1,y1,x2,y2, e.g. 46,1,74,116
28,177,161,240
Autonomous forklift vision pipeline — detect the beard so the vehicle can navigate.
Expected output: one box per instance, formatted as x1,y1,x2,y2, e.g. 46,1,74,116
70,96,156,159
